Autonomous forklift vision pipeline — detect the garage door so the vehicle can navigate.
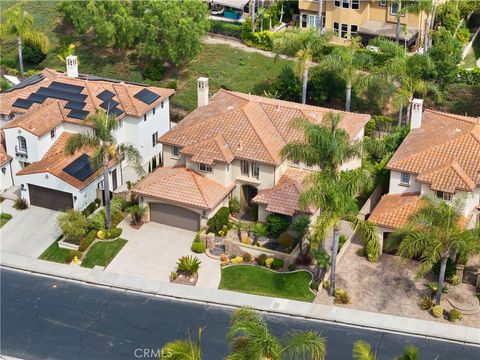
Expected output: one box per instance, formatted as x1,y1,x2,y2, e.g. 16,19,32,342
28,184,73,211
150,203,199,231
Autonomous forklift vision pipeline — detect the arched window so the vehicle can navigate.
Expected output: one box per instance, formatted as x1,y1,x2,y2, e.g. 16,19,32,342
17,136,27,152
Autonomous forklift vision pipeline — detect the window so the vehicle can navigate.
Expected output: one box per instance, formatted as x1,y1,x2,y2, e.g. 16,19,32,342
390,2,402,16
301,14,308,28
436,191,453,202
333,22,340,37
379,0,386,6
350,24,358,37
342,0,349,8
199,163,213,173
241,160,249,176
17,136,27,152
341,24,348,38
143,114,147,121
152,131,158,147
252,162,260,179
171,146,180,157
400,172,410,185
308,14,319,29
352,0,360,9
153,107,156,115
161,101,164,109
227,163,230,172
97,180,104,190
50,129,56,139
334,0,340,7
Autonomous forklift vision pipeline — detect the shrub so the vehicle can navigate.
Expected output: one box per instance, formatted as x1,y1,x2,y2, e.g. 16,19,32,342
433,258,456,279
291,216,310,240
170,271,178,282
265,257,274,268
420,296,435,310
231,256,244,264
228,196,241,215
241,20,274,51
89,211,106,231
323,280,330,290
425,282,448,297
456,26,470,45
191,241,206,253
241,236,252,245
177,255,201,275
278,232,294,249
337,235,347,253
457,68,480,85
431,305,444,318
82,201,100,217
207,207,230,234
126,204,147,226
97,227,123,240
218,224,229,237
166,80,177,90
110,197,124,213
310,281,319,291
288,263,297,271
242,252,252,262
355,248,365,257
23,40,47,65
248,205,258,221
365,118,376,137
111,210,125,228
271,258,284,270
13,197,28,210
448,309,463,322
1,212,12,220
229,254,237,260
266,214,290,238
79,230,97,252
210,20,242,38
295,252,313,266
334,288,351,304
57,209,88,245
142,62,165,81
450,274,461,286
255,253,268,266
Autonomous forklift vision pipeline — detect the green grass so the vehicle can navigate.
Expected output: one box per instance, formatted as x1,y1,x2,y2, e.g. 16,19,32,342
81,238,127,269
219,265,315,302
462,34,480,69
0,212,12,228
39,234,81,264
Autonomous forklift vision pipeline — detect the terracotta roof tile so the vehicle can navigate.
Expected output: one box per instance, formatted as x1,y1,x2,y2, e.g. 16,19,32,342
181,134,234,165
132,166,235,210
0,130,11,166
369,192,423,229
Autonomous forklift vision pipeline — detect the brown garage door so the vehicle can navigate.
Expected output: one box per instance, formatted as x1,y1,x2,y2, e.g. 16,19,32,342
28,184,73,211
150,203,199,231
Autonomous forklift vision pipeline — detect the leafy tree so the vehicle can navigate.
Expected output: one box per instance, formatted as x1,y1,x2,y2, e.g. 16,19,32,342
386,195,480,304
57,210,88,245
428,28,462,87
0,4,49,77
161,328,202,360
65,110,144,229
437,0,462,33
227,307,326,360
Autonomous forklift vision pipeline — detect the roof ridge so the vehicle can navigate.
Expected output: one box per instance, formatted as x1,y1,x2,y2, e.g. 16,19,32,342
450,161,476,189
189,169,209,208
424,108,479,124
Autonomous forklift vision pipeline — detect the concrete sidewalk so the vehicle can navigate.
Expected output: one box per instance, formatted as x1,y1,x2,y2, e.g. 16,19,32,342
1,251,479,346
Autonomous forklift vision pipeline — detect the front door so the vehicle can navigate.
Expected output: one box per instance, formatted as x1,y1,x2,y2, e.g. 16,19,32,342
112,168,117,190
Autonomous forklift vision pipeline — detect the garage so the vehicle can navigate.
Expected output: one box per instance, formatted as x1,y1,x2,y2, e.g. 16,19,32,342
150,203,199,231
28,184,73,211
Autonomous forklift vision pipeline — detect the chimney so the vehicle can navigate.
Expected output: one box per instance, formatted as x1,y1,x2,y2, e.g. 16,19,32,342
197,77,209,107
66,55,78,78
410,98,424,129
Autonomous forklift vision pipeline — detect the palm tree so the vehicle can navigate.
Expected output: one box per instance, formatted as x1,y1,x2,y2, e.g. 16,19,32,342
161,328,202,360
352,341,420,360
227,307,326,360
273,29,327,104
65,109,145,229
418,0,434,52
317,0,324,35
391,1,420,44
394,345,419,360
0,4,49,78
386,195,480,305
57,43,77,64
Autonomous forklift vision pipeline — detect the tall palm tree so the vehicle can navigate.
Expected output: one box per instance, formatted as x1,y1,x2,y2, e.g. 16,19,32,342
65,109,144,229
391,1,420,44
227,307,326,360
0,4,49,78
161,328,202,360
352,341,420,360
317,0,324,35
418,0,434,52
273,29,327,104
386,195,480,305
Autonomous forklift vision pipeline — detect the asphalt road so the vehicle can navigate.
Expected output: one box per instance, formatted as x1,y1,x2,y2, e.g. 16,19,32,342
1,268,479,360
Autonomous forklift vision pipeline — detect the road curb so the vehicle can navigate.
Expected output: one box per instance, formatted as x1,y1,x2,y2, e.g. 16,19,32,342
1,252,479,346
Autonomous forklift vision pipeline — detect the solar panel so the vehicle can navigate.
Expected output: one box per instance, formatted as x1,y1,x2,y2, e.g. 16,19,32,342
109,107,124,116
100,99,119,111
97,90,115,101
133,88,160,105
12,98,33,109
63,153,95,181
65,101,86,111
48,81,84,94
37,87,87,102
68,109,89,120
26,93,47,104
4,73,44,93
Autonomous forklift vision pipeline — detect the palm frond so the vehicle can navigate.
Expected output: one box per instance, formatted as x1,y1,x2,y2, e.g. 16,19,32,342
64,132,100,155
119,143,145,177
281,330,326,360
352,340,376,360
352,218,380,262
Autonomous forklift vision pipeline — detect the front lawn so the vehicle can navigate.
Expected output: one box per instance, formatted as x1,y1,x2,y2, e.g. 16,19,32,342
39,235,81,264
0,212,12,228
219,265,315,302
81,238,127,269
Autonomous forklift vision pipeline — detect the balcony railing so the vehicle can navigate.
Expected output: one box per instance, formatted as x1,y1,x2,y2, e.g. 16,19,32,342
15,145,28,159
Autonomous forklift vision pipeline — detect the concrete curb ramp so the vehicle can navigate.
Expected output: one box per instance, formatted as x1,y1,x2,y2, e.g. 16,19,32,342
1,251,479,346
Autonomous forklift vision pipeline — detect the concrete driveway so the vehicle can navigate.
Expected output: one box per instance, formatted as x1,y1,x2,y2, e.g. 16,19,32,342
106,221,221,288
0,199,61,258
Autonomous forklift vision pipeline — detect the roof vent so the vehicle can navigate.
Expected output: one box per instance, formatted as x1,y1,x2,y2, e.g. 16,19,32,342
227,105,234,111
66,55,78,78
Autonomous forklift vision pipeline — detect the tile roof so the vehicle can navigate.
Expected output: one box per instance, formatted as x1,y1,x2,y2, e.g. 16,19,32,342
16,132,119,189
160,89,370,166
132,166,235,210
387,109,480,193
0,130,12,166
181,134,234,165
0,68,174,134
252,167,316,216
369,192,423,230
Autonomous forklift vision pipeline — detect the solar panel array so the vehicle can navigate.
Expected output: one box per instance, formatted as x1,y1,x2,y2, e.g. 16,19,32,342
63,153,95,181
134,88,160,105
97,90,124,116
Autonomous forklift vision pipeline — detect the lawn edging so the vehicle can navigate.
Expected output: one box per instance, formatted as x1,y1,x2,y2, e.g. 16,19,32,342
1,252,479,346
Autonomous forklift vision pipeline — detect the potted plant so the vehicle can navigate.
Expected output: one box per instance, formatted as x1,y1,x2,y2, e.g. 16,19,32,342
229,196,241,218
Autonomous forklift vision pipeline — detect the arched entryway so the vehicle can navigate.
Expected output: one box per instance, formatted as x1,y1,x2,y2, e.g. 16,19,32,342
240,184,258,210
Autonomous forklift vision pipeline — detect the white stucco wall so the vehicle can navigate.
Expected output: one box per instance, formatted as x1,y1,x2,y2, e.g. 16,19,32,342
0,161,13,193
389,171,421,194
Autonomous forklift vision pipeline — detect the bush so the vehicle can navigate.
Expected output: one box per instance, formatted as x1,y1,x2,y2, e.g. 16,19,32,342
425,282,448,297
82,200,100,217
57,209,88,245
13,197,28,210
450,274,461,286
142,62,165,81
23,40,47,65
271,258,284,270
338,234,347,254
231,256,244,264
241,19,274,51
228,196,241,215
310,281,319,291
322,280,330,290
89,211,106,231
334,288,351,304
365,118,376,137
207,207,230,234
448,309,463,322
170,271,178,282
242,252,252,262
457,68,480,86
210,20,242,38
126,204,147,225
111,210,125,228
79,230,97,252
431,305,444,318
97,227,123,240
420,296,435,310
191,242,206,253
278,232,294,249
241,236,252,245
177,255,201,275
255,253,268,266
266,214,290,238
355,248,365,257
1,212,12,220
248,205,258,221
288,263,297,271
455,26,470,45
265,257,274,268
295,252,313,266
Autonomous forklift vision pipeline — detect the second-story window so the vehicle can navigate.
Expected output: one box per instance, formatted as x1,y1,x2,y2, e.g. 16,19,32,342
436,191,453,202
352,0,360,10
351,24,358,37
334,0,340,7
171,146,180,158
379,0,386,6
400,172,410,186
390,2,403,16
342,0,349,8
252,162,260,179
333,22,340,37
152,131,158,147
50,129,56,139
17,136,27,152
341,24,348,38
198,163,213,173
241,160,249,176
153,107,156,115
144,114,147,122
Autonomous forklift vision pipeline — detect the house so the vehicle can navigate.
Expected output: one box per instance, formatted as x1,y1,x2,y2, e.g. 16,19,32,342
0,56,174,211
132,77,370,231
0,131,13,193
369,99,480,251
298,0,437,48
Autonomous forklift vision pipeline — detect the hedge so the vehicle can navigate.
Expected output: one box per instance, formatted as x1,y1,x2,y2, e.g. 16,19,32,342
97,227,123,240
79,229,97,252
210,20,242,39
457,68,480,85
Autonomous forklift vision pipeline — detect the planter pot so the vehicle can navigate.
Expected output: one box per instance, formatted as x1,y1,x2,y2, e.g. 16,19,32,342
58,239,80,251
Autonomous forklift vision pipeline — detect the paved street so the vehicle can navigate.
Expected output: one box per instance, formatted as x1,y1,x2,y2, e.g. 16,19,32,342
2,268,479,360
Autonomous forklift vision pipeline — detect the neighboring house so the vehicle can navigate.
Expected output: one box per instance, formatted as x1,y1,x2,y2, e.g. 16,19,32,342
205,0,276,21
0,56,174,211
132,77,370,231
0,131,13,193
369,99,480,251
299,0,436,48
